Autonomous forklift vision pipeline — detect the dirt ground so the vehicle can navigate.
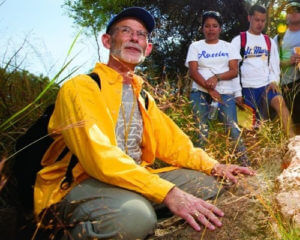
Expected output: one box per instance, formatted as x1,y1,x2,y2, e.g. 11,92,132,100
147,170,280,240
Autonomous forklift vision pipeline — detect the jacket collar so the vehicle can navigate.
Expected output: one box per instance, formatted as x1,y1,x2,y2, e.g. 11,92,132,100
93,62,144,95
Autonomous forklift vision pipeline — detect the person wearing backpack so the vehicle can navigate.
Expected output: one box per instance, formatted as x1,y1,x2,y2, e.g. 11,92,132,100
33,7,254,240
231,5,295,137
274,0,300,125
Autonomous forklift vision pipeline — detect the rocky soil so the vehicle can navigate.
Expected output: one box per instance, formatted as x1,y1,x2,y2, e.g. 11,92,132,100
148,169,281,240
148,136,300,240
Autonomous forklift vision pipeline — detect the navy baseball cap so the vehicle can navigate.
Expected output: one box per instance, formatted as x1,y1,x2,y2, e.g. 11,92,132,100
106,7,155,33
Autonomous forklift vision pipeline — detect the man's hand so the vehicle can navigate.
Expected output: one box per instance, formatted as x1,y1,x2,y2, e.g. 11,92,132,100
211,163,255,184
266,82,280,94
208,89,222,102
163,187,224,231
206,75,218,89
290,53,300,65
235,96,245,110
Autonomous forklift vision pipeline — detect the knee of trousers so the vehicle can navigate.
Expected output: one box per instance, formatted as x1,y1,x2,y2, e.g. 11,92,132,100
118,197,157,239
67,197,157,240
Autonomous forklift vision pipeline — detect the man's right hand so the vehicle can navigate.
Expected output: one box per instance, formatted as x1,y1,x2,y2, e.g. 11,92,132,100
290,53,300,65
163,187,224,231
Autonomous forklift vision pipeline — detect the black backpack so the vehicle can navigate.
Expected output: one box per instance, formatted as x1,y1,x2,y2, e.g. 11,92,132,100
13,72,101,210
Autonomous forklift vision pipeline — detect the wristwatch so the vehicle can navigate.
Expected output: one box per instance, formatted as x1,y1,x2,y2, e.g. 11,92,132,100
215,74,221,82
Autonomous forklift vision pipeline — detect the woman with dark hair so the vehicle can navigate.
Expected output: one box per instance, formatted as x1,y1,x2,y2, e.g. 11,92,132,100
185,11,249,166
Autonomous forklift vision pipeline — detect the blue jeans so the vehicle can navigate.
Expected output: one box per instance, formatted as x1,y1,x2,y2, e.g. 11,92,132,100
190,91,246,154
190,90,210,146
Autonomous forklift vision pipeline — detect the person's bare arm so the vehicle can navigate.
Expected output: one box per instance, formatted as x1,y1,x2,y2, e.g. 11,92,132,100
188,61,208,89
266,82,281,94
206,59,239,89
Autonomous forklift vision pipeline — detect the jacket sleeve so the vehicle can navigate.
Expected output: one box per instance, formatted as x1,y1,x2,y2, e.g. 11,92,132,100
146,94,218,174
50,76,174,203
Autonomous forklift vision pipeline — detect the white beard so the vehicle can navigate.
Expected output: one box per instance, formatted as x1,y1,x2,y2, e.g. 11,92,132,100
111,42,146,65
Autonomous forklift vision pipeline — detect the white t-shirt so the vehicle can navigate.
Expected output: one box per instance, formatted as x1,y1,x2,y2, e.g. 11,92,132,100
231,31,280,88
185,39,242,96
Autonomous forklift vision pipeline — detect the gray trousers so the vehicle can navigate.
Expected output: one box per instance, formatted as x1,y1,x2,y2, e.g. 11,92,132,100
43,169,221,240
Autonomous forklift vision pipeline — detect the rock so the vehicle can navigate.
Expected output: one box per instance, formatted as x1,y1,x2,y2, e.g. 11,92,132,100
276,165,300,192
293,214,300,227
275,135,300,228
276,191,300,218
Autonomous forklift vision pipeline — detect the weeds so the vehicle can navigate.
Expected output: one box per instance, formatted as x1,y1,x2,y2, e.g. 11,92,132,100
143,74,299,239
0,33,82,239
0,55,299,239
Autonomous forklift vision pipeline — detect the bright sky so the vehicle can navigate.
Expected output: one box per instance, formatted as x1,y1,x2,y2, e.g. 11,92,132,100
0,0,108,80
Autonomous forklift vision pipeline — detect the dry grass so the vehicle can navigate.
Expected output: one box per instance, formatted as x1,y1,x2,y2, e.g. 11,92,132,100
0,70,299,239
142,76,299,239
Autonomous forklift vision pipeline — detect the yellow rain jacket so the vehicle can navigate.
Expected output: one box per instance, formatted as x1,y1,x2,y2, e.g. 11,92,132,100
34,63,218,216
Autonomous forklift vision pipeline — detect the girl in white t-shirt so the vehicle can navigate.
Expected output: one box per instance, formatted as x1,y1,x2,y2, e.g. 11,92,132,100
185,11,249,166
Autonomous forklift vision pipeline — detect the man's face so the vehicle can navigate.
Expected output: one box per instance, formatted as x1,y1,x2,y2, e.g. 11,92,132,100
287,9,300,25
107,18,152,66
248,11,267,35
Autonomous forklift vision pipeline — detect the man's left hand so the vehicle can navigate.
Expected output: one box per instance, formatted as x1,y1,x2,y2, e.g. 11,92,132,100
266,82,280,94
211,163,255,184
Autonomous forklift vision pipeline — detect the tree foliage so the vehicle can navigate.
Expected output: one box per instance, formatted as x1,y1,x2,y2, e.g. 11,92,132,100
63,0,290,83
63,0,135,60
248,0,291,36
138,0,250,79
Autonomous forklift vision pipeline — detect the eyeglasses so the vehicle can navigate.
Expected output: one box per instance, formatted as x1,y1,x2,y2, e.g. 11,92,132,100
113,26,149,41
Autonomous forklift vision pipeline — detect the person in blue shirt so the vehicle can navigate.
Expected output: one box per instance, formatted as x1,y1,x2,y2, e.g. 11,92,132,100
274,0,300,126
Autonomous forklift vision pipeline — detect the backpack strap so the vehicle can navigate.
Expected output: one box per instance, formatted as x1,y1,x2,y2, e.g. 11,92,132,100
240,31,247,61
59,72,101,190
88,72,101,90
140,90,149,110
56,147,69,162
60,155,79,190
263,34,271,66
239,32,247,88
